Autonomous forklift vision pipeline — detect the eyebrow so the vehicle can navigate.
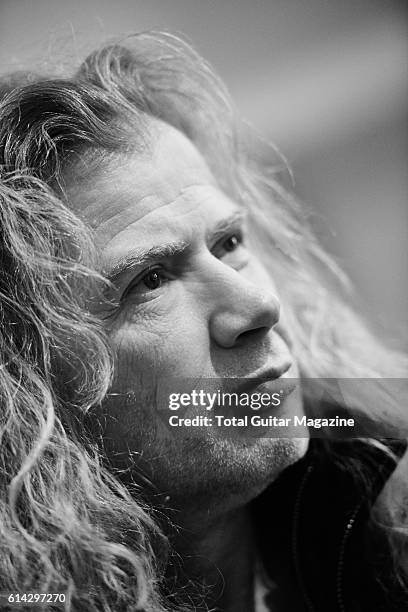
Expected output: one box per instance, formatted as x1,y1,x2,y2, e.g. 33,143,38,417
104,209,247,286
206,209,247,244
104,241,188,286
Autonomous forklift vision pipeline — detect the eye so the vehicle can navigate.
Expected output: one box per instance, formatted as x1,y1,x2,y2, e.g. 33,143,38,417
223,234,241,252
212,230,248,270
122,266,168,300
212,231,245,258
143,269,163,290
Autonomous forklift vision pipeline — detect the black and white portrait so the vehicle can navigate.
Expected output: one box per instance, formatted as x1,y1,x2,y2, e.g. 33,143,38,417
0,2,407,611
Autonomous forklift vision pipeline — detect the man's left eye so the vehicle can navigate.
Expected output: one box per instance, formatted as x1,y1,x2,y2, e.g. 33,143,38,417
222,234,241,252
214,232,244,257
212,231,248,269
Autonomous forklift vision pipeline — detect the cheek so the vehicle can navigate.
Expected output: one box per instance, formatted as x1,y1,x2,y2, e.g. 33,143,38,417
108,297,210,393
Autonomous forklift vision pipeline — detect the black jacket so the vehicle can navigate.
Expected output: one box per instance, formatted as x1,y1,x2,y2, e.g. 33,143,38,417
252,439,407,612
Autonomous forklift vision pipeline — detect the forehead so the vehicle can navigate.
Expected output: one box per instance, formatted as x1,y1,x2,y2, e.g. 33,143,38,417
67,122,240,254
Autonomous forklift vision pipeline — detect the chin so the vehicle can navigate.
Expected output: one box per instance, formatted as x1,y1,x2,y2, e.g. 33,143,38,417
178,436,310,518
241,436,309,488
217,439,309,519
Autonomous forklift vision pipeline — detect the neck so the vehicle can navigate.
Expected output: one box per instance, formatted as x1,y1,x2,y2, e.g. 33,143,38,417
167,505,256,612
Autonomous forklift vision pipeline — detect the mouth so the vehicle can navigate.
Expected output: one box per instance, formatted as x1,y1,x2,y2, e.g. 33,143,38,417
251,358,293,381
218,360,298,412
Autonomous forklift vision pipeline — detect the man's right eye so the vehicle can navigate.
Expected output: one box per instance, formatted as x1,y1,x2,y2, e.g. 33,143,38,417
142,269,164,290
122,266,169,299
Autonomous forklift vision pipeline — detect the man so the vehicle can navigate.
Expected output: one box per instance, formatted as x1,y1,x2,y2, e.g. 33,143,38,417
0,32,406,611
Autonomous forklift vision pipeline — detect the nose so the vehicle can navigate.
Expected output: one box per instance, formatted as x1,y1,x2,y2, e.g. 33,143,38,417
208,263,281,349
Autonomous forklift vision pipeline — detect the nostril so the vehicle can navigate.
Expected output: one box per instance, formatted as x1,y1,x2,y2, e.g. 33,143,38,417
235,326,270,347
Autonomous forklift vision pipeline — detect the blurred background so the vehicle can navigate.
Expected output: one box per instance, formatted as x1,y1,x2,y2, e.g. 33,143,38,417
0,0,407,339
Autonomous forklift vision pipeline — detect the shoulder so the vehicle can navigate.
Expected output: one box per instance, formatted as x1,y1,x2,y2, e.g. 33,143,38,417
252,439,408,611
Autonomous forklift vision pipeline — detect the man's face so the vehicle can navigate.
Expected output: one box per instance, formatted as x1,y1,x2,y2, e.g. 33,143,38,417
69,122,308,517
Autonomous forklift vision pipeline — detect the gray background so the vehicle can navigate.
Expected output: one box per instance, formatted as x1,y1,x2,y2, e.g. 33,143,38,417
1,0,407,340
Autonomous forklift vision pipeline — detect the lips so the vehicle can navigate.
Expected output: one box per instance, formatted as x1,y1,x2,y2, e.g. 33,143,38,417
231,358,293,392
211,360,297,413
251,358,293,381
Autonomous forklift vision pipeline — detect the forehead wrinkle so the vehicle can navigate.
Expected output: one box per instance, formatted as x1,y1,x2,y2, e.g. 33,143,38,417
67,125,218,238
75,166,214,243
96,182,220,251
68,126,237,267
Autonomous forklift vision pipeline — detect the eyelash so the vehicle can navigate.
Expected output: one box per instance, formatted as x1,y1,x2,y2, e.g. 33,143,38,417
122,231,246,300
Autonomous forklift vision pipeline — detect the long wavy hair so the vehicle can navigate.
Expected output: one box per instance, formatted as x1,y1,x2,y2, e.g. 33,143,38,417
0,32,407,610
